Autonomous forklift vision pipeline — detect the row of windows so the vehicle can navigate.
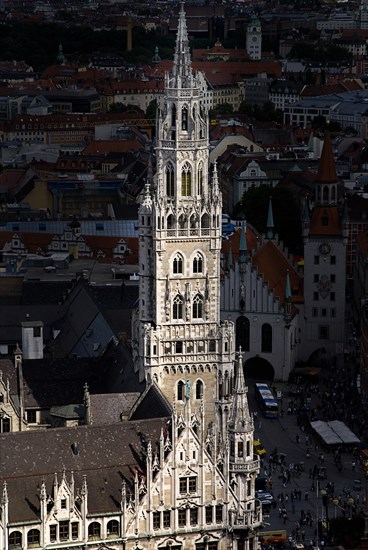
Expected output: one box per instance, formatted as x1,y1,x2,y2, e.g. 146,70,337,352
172,293,204,320
173,253,203,274
314,255,336,265
166,162,204,197
153,504,223,530
9,520,118,548
312,307,336,318
9,510,222,547
177,380,203,401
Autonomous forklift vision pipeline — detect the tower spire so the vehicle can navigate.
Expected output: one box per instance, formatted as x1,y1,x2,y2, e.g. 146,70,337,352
228,348,252,432
266,196,274,239
172,3,193,86
316,132,338,184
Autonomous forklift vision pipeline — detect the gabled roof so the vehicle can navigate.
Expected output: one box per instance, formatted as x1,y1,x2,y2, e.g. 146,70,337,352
21,354,114,409
129,383,172,421
252,240,303,304
89,392,140,424
1,418,169,521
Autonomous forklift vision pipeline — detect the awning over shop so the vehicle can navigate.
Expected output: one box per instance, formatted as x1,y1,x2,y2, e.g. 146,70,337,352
310,420,360,445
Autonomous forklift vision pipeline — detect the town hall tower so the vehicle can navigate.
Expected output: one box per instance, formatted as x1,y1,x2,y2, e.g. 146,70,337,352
132,3,236,437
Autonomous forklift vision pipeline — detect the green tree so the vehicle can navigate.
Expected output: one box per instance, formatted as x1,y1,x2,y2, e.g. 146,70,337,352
232,185,303,254
146,99,157,120
209,102,233,117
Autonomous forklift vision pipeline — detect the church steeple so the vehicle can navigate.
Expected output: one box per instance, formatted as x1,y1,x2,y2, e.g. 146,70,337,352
266,196,274,239
315,132,339,206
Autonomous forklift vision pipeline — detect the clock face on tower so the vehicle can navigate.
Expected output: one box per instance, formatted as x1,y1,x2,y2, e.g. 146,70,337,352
252,36,258,42
319,242,331,255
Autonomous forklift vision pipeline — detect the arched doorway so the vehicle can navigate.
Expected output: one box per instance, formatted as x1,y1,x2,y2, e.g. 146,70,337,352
244,356,275,381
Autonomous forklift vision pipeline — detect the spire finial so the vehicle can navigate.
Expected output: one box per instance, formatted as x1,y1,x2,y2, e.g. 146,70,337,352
266,196,274,239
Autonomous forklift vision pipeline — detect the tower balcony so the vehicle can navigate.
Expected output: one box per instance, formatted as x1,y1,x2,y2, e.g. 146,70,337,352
231,501,262,531
229,457,259,474
160,139,208,150
165,227,214,238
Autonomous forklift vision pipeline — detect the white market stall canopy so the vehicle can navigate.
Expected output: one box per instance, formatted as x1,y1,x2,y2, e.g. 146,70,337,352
310,420,360,445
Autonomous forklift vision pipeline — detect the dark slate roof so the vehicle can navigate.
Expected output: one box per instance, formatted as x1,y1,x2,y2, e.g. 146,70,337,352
0,304,63,345
22,357,112,408
52,283,115,358
0,358,18,396
22,280,74,304
129,384,173,421
0,419,169,522
90,392,140,423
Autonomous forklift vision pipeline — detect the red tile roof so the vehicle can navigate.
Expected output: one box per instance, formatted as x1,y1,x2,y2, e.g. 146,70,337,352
252,240,303,304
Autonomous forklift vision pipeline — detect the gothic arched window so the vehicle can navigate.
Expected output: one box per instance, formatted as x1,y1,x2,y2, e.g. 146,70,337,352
177,380,184,400
107,520,119,538
166,163,174,197
193,253,203,274
261,323,272,353
173,295,183,320
27,530,40,547
167,214,174,230
88,522,101,541
195,380,203,399
9,532,22,548
323,185,329,203
173,254,183,274
182,106,188,130
192,294,203,319
181,162,192,196
171,104,176,127
197,165,203,195
331,186,336,203
236,316,250,352
201,213,210,228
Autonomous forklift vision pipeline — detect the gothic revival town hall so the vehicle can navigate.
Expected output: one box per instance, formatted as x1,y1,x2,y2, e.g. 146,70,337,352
0,6,261,550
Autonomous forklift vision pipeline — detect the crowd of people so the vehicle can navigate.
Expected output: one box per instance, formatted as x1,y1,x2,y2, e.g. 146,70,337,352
258,345,367,549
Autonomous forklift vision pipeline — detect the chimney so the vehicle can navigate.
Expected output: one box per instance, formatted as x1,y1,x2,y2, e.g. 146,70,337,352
21,321,44,360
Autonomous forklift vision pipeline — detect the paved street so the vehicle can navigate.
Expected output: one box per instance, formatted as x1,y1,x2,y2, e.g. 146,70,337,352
248,376,366,545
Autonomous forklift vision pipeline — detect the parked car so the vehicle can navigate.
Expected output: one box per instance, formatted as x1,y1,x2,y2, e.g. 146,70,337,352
255,490,275,506
254,439,266,456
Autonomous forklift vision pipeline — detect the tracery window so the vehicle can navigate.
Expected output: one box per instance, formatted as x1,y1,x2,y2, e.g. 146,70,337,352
173,254,183,274
181,162,192,196
173,295,183,320
193,253,203,273
166,163,174,196
192,294,203,319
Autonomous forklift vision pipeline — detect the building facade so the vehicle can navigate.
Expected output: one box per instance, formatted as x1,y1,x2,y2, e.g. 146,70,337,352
302,133,348,362
0,7,261,550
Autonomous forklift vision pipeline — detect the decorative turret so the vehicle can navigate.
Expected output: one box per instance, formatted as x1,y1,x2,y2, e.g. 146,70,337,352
227,349,259,527
84,382,91,425
228,349,253,433
1,482,9,534
56,42,65,65
239,220,247,269
266,196,274,239
284,270,292,327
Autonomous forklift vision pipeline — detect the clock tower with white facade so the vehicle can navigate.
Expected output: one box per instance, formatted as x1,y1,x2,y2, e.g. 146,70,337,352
246,15,262,61
302,133,348,362
132,4,236,437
